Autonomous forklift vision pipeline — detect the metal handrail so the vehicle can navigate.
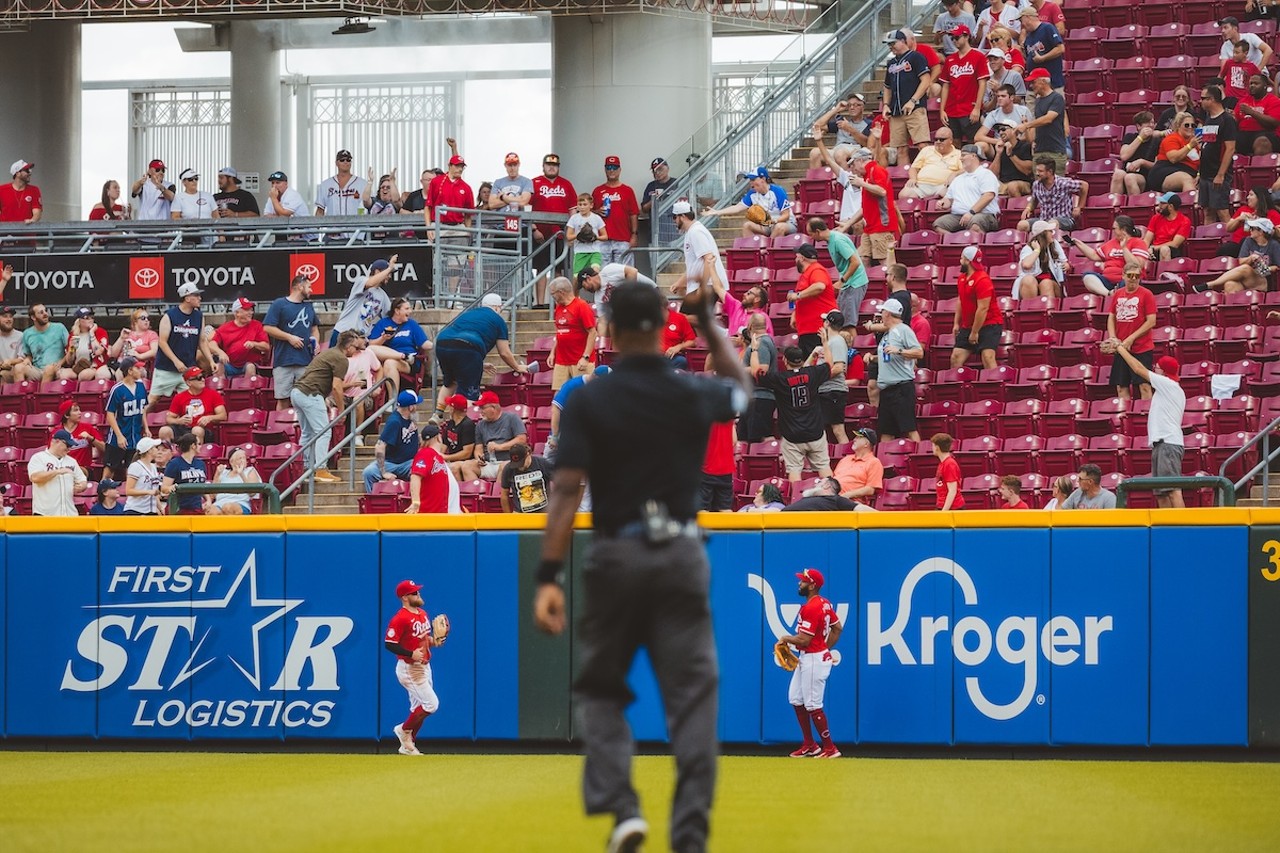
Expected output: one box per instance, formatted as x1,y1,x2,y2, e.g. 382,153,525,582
166,482,283,515
268,374,398,511
1115,476,1237,508
1222,414,1280,505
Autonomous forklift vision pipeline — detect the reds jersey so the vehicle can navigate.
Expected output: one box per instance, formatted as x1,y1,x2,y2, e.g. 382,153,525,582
425,175,475,224
531,176,577,215
410,445,452,512
940,49,989,117
0,182,41,222
386,606,432,663
592,183,640,241
796,595,839,654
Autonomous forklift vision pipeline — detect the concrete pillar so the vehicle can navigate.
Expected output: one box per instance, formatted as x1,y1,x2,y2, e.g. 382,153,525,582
0,22,81,222
551,13,711,195
228,21,282,194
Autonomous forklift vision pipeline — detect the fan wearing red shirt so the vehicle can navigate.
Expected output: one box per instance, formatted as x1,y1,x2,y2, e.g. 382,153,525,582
1106,265,1158,400
54,400,104,472
661,304,697,370
1143,193,1193,261
932,433,965,510
938,27,989,142
0,160,41,223
211,297,269,378
699,419,737,511
950,246,1004,369
850,148,899,265
161,368,227,444
1234,73,1280,156
384,578,446,757
786,244,838,354
548,278,597,390
1222,42,1260,105
530,153,577,305
997,474,1030,509
1075,216,1151,295
407,424,453,513
424,155,475,227
592,157,641,266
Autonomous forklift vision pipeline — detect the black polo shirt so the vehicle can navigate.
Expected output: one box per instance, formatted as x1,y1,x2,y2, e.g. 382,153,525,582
782,494,859,512
557,353,746,535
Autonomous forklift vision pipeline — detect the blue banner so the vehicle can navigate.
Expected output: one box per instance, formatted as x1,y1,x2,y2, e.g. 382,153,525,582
707,532,766,744
474,532,520,740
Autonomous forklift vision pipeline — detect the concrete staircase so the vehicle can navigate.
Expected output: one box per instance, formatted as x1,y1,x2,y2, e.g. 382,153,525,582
1237,481,1280,508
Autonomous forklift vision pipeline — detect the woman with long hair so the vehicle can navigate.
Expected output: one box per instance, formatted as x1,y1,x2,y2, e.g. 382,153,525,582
363,169,401,214
1219,186,1280,256
124,438,164,516
1016,220,1069,298
213,446,262,515
1145,111,1200,193
108,308,159,376
89,180,128,220
1157,87,1205,132
60,308,112,381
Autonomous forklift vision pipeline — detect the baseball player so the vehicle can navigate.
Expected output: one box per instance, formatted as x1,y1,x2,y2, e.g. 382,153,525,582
384,579,448,756
779,568,843,758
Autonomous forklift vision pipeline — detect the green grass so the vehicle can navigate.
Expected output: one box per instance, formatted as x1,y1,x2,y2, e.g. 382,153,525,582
1,751,1278,852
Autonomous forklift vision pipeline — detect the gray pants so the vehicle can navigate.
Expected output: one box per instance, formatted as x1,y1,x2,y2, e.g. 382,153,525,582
290,388,330,471
575,536,718,853
837,283,867,329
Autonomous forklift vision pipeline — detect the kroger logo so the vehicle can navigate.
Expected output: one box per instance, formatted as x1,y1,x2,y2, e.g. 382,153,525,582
867,558,1113,721
60,550,353,730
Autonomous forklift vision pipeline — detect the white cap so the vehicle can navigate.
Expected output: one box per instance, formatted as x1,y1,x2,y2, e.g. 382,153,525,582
1030,220,1057,237
880,298,903,316
987,47,1007,60
10,159,33,175
672,198,694,215
136,437,163,454
961,245,981,262
849,147,874,161
177,283,202,298
481,293,503,308
1247,217,1275,234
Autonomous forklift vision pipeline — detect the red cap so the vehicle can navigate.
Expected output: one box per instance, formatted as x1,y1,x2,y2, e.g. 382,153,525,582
950,24,971,38
796,568,825,589
445,393,470,410
232,297,255,312
58,399,75,417
477,391,501,407
149,159,166,171
1156,355,1180,377
604,156,621,167
1025,68,1051,82
504,152,520,165
183,367,205,381
449,154,466,166
395,580,422,598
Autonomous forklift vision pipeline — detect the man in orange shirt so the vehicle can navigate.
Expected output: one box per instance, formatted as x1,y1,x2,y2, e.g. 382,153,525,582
833,428,884,506
786,244,838,355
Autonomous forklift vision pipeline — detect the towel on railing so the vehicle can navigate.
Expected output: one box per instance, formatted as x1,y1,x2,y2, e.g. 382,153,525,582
1210,374,1242,400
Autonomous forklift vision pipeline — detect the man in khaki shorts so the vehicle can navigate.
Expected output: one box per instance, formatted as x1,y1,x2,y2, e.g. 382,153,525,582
758,343,835,484
883,29,934,166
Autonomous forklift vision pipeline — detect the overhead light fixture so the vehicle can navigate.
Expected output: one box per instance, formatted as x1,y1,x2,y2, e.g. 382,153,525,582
332,17,376,36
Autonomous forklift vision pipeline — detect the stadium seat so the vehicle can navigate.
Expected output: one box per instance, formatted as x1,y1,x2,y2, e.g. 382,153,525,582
1208,431,1256,481
1214,324,1261,363
1042,398,1088,438
0,412,16,447
929,368,977,405
15,411,59,449
970,365,1019,401
1211,396,1259,434
726,235,768,272
1217,293,1262,328
1077,159,1121,196
916,400,961,437
359,479,410,514
218,408,268,446
1041,433,1088,477
896,231,938,267
74,378,112,413
1186,23,1225,57
34,379,77,414
1079,124,1123,159
960,473,1001,508
1065,28,1108,61
1176,325,1220,363
455,479,488,513
935,231,982,268
1077,397,1128,437
1145,23,1188,57
1072,91,1117,127
1111,57,1155,91
1080,193,1124,230
980,229,1024,265
956,401,1003,439
996,434,1044,474
955,436,999,472
741,440,783,481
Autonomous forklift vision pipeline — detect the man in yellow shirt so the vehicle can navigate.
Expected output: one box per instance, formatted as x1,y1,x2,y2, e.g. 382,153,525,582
900,128,963,199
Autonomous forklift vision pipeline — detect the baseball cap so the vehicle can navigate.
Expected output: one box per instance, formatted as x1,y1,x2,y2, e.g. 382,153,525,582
823,309,846,327
1019,5,1040,15
336,149,353,160
987,47,1007,60
672,198,694,215
419,424,441,441
51,429,75,444
604,155,621,167
0,305,14,315
960,144,986,160
477,391,501,407
118,356,138,374
179,168,199,181
218,166,239,179
847,93,866,102
97,478,122,495
370,259,391,272
504,152,520,165
396,390,421,408
1025,68,1051,81
795,568,825,589
10,159,33,175
232,297,255,312
395,579,422,598
961,245,983,263
1156,355,1181,377
884,29,909,43
481,293,503,309
448,154,466,167
650,157,668,170
855,427,878,446
136,437,163,454
796,243,819,259
1030,220,1057,237
880,298,904,316
148,159,166,171
58,399,76,417
177,282,203,298
593,364,612,376
1247,217,1275,234
444,393,469,410
268,171,288,182
745,166,770,181
849,147,873,161
74,306,93,319
951,23,972,38
577,263,602,285
183,367,205,381
1157,191,1179,204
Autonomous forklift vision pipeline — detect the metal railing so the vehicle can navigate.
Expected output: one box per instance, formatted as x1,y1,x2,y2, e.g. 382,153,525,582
427,208,566,310
1222,414,1280,506
166,481,283,515
1115,476,1238,509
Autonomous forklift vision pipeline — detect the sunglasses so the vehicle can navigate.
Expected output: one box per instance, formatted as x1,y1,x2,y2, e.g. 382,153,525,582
544,160,560,166
337,157,352,162
1182,122,1195,128
605,165,620,170
1123,273,1142,279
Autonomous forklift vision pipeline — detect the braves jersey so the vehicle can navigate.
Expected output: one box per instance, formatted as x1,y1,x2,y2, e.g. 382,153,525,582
532,176,577,215
386,606,432,663
796,595,839,654
315,175,366,216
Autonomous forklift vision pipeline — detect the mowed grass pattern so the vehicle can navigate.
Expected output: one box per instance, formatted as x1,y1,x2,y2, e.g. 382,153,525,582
1,751,1278,852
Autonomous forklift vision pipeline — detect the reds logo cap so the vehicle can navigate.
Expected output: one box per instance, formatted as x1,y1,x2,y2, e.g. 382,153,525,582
795,568,825,589
395,580,422,597
10,159,33,175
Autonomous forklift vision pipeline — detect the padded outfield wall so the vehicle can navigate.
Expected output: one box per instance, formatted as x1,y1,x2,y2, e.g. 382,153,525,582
3,510,1280,748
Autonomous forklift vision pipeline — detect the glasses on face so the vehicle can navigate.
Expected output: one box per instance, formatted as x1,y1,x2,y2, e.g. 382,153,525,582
544,160,559,166
1123,273,1142,279
183,177,196,182
605,165,620,171
1182,122,1195,128
337,157,352,162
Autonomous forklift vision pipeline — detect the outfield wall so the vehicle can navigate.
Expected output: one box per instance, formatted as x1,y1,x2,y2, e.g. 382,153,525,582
3,510,1280,748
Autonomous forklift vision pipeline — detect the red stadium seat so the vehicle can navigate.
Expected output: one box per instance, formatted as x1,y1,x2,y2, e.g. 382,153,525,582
916,400,961,437
1078,397,1129,437
1111,57,1155,91
1146,23,1188,57
996,434,1044,474
1072,91,1118,127
956,400,1004,439
1211,396,1260,434
896,231,938,267
1077,159,1121,196
1079,125,1124,159
1042,398,1088,438
1217,292,1262,328
1065,27,1108,61
1041,433,1088,477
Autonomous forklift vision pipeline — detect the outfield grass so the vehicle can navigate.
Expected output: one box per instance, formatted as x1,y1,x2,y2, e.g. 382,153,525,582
1,751,1278,852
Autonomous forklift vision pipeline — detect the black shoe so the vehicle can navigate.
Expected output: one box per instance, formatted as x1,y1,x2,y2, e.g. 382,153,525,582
1191,283,1210,293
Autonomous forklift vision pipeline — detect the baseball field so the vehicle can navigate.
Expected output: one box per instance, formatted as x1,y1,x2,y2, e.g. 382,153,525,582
1,749,1278,851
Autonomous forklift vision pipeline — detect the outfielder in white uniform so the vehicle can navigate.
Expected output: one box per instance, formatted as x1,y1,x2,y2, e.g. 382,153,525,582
385,579,446,756
780,567,843,758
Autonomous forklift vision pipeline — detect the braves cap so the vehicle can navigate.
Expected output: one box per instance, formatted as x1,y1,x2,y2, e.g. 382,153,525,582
884,29,909,43
448,154,466,167
395,579,422,598
370,259,391,272
477,391,501,407
396,390,421,408
651,157,668,170
604,155,621,167
577,263,602,284
74,306,93,318
177,282,203,298
795,568,825,588
268,171,287,182
336,149,353,160
855,427,878,446
10,159,33,175
823,309,846,328
232,297,255,312
51,429,75,444
98,479,122,495
118,356,138,374
183,367,205,381
445,393,469,410
148,159,166,171
672,198,694,215
218,166,239,179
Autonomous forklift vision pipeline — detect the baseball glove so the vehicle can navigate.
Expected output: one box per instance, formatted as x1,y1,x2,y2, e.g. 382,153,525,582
773,640,798,672
577,222,597,243
432,613,450,642
745,203,770,226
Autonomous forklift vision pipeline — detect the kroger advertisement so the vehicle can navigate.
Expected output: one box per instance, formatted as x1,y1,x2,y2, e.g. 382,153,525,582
0,524,1253,746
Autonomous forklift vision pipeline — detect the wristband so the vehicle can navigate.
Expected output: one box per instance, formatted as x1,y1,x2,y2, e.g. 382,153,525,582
536,559,565,586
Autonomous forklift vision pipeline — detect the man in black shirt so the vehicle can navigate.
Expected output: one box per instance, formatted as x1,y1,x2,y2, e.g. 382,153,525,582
213,167,260,217
760,342,834,484
1198,85,1239,224
533,280,750,853
782,476,863,512
401,168,445,214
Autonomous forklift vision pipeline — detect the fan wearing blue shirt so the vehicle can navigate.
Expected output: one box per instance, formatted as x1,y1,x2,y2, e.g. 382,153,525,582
363,390,424,492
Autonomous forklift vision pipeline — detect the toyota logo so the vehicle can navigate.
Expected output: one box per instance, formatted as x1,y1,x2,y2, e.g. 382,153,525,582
134,268,160,289
296,264,320,284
